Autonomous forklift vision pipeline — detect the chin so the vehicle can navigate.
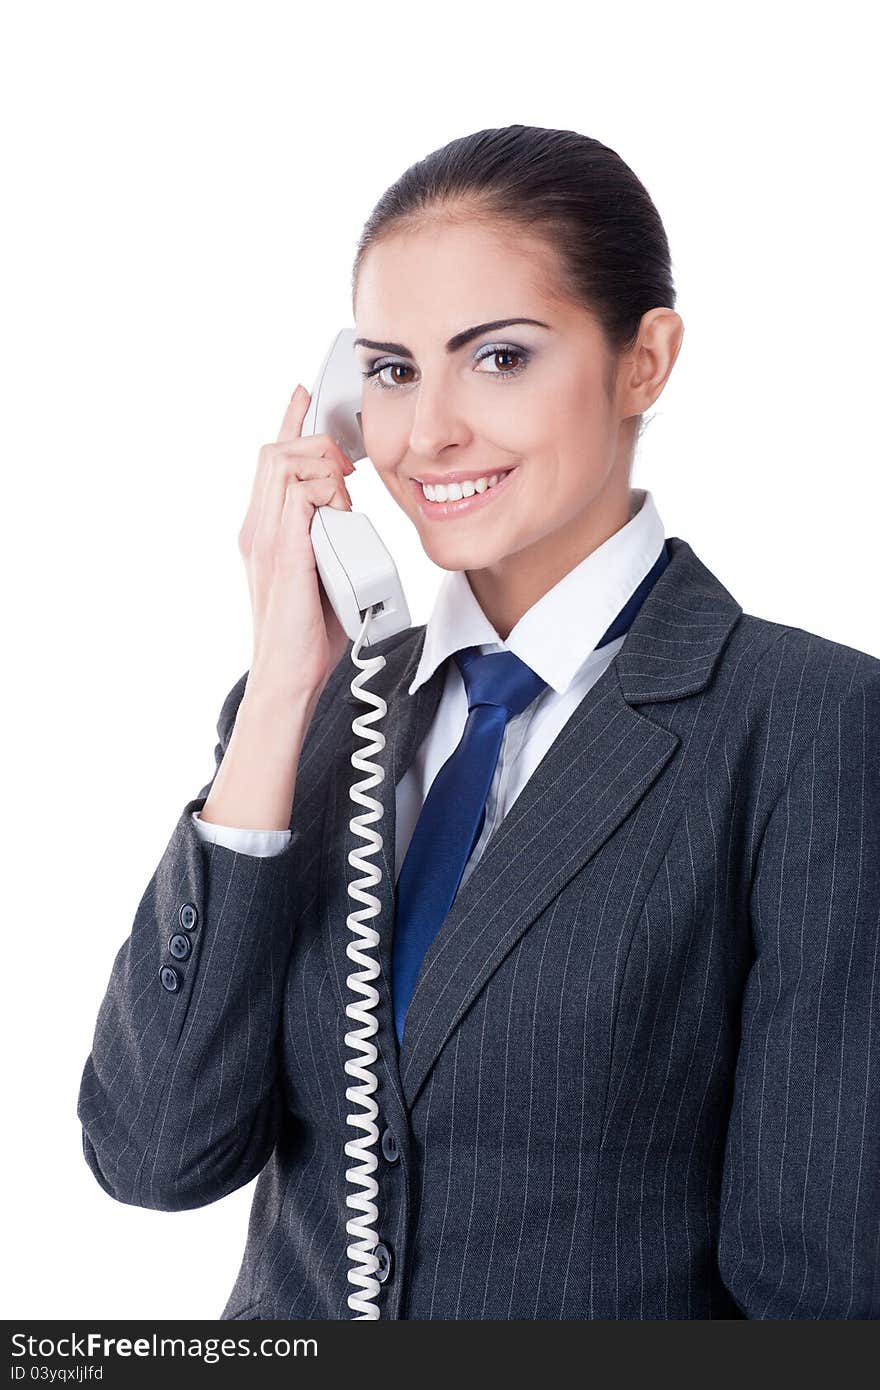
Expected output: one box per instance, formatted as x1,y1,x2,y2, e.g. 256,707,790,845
420,532,508,573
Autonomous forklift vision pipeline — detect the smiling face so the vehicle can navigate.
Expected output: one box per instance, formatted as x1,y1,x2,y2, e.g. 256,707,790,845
353,215,680,637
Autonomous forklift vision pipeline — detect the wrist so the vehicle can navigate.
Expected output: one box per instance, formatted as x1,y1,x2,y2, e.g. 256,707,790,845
237,684,319,734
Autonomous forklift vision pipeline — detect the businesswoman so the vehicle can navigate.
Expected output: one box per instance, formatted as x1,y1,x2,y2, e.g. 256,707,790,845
78,125,880,1320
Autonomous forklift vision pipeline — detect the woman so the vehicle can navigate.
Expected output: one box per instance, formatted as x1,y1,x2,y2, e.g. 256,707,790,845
77,125,880,1320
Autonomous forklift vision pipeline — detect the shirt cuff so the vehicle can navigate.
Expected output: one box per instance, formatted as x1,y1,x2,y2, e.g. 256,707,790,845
190,810,292,858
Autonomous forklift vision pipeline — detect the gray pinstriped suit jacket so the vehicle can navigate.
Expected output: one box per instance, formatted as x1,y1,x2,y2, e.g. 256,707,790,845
77,536,880,1319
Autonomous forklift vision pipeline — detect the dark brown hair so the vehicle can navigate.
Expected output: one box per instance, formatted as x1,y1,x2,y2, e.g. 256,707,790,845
351,124,676,415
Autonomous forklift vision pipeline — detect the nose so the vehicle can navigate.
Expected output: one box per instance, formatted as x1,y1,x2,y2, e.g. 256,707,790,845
407,378,468,459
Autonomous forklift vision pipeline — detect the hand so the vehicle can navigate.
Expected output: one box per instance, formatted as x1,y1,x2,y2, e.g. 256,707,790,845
237,384,356,708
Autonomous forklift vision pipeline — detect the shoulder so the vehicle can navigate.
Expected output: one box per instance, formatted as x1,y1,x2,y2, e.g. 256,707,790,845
724,613,880,795
734,611,880,708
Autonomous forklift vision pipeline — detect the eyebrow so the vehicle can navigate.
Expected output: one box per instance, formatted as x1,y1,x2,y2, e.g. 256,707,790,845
352,317,552,357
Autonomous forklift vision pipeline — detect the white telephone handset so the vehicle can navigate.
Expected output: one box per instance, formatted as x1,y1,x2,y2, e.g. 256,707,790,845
301,327,406,1319
302,328,411,646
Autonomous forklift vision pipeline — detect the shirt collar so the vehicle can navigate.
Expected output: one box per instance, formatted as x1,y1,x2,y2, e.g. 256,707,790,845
407,487,666,697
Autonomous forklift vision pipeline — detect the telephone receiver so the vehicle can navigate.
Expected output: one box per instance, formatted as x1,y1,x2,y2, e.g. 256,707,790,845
302,328,411,647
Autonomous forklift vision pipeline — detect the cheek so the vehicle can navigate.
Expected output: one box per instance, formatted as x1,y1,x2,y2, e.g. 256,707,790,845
545,397,613,477
370,461,401,498
361,414,408,472
495,378,601,454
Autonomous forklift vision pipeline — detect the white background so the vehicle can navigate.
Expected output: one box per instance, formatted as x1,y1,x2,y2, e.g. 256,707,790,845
2,0,877,1320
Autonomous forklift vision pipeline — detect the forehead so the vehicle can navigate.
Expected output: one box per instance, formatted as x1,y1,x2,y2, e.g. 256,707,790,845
355,218,570,326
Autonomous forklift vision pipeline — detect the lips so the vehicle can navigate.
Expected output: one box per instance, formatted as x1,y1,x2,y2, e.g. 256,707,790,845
409,465,519,520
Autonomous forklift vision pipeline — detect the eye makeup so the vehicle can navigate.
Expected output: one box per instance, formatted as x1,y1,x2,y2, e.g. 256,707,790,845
361,343,532,391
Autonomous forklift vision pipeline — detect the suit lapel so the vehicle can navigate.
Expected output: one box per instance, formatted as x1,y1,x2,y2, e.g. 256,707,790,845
317,536,743,1112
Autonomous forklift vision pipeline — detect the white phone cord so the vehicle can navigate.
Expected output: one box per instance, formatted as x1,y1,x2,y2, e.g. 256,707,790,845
344,606,389,1319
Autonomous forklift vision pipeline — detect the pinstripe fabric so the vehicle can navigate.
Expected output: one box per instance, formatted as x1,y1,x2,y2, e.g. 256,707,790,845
77,536,880,1319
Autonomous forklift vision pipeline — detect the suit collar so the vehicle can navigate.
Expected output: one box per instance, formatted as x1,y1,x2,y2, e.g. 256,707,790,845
323,535,742,1110
344,534,743,711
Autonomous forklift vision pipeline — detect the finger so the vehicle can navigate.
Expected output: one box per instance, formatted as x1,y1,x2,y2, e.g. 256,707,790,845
278,475,351,556
254,459,351,556
242,389,326,553
241,438,353,555
239,442,278,555
275,475,353,575
276,384,311,445
274,433,355,476
281,457,351,484
284,439,353,478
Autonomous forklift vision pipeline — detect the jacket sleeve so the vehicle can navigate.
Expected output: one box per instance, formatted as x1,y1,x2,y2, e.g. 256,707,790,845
717,673,880,1317
77,669,315,1212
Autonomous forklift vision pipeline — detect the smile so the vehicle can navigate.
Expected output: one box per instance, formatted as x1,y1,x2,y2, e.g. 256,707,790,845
410,467,517,521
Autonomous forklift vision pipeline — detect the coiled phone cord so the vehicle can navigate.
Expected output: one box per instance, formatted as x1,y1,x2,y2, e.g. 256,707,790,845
344,604,389,1319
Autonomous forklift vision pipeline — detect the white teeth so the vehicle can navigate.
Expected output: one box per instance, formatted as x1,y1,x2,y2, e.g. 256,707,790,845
421,471,509,502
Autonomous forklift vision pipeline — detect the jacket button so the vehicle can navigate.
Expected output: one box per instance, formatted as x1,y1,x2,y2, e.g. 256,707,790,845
168,932,192,960
179,903,199,931
160,965,180,992
381,1128,400,1163
374,1242,393,1284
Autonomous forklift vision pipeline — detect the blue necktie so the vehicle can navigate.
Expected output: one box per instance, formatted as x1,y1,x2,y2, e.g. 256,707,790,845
390,541,670,1045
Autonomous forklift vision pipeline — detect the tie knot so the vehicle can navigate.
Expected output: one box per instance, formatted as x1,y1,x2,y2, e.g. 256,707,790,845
453,646,548,722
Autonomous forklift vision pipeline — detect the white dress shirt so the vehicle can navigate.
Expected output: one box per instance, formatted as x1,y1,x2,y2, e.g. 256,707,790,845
192,486,666,886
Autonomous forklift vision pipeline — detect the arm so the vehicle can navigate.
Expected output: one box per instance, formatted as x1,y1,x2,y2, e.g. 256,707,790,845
77,671,317,1212
717,674,880,1317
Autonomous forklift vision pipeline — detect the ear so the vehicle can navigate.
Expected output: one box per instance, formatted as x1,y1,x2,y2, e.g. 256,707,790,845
620,309,685,415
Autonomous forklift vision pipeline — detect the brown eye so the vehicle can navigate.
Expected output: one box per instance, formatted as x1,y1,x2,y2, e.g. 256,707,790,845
362,360,416,390
474,344,531,380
